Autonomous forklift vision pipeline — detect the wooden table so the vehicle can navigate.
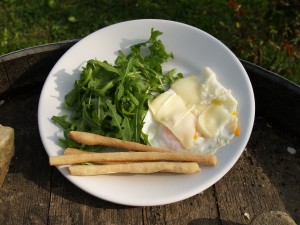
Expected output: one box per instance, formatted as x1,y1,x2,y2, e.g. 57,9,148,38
0,41,299,225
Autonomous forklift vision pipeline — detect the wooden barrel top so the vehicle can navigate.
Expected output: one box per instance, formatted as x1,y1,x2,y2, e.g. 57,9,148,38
0,41,299,225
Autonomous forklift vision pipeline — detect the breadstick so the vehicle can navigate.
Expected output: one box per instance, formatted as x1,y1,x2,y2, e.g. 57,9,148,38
69,162,201,175
49,151,217,166
64,148,89,155
68,131,172,152
64,148,135,165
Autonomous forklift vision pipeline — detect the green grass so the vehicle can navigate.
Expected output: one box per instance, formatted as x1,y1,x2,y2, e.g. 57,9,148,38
1,0,299,84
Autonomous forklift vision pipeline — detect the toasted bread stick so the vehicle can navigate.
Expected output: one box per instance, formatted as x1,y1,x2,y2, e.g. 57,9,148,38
68,131,172,152
50,151,217,166
69,162,201,175
64,148,135,165
64,148,89,155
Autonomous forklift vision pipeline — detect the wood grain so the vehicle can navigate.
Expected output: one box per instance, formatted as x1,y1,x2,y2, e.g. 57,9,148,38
0,43,299,225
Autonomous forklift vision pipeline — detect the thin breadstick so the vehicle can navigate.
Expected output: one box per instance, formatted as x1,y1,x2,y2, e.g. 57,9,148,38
69,162,201,175
64,148,137,165
64,148,89,155
49,151,217,166
68,131,172,152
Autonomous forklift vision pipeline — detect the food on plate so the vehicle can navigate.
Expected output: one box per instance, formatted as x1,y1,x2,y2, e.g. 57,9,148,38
68,130,172,152
69,162,201,175
49,29,239,175
49,150,217,166
51,29,183,151
63,147,207,167
49,131,217,174
64,148,93,155
143,67,239,154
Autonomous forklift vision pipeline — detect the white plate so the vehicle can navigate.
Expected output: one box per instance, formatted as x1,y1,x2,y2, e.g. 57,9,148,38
38,19,255,206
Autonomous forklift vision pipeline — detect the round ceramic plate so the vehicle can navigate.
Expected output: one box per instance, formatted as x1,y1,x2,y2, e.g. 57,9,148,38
38,19,255,206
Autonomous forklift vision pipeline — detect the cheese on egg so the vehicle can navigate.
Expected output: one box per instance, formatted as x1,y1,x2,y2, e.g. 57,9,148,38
171,75,202,107
147,90,174,116
149,90,196,149
145,67,239,153
197,103,232,138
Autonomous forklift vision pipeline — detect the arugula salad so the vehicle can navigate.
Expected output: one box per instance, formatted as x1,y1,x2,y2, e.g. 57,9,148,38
52,29,183,150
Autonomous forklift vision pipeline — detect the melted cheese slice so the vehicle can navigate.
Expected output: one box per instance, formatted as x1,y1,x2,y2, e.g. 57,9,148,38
148,67,238,150
149,91,196,149
197,103,232,138
148,90,175,116
171,75,202,107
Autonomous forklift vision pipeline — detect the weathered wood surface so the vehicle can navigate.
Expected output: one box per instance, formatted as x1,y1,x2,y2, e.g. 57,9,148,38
0,43,299,225
0,41,77,98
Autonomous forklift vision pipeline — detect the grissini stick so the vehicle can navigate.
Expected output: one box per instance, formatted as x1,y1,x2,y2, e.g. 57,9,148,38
64,148,89,155
69,162,201,175
64,148,134,165
49,151,217,166
68,131,173,152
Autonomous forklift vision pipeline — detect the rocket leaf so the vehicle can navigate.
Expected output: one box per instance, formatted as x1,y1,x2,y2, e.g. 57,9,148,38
51,28,182,150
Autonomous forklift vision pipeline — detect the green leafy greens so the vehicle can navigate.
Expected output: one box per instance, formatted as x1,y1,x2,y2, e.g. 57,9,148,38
51,29,183,151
